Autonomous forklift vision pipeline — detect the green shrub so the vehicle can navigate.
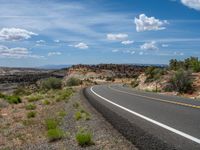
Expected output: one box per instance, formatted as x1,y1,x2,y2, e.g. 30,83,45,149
76,129,93,146
13,87,31,96
47,128,64,142
0,93,5,98
43,100,50,105
45,118,59,130
58,111,67,118
75,111,82,120
73,102,80,109
66,77,82,86
4,95,21,104
27,111,36,118
56,89,73,102
130,80,139,88
145,67,165,82
25,104,36,110
167,69,193,93
41,77,62,90
27,94,43,102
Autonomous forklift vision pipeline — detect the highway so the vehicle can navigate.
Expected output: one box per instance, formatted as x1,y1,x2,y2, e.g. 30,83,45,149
84,84,200,150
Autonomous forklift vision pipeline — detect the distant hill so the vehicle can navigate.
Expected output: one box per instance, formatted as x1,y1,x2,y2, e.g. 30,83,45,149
38,64,72,69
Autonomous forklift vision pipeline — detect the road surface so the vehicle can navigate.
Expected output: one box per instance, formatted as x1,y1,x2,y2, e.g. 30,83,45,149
84,84,200,150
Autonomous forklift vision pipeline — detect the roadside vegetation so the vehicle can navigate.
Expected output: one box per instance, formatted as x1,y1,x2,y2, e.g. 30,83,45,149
132,57,199,95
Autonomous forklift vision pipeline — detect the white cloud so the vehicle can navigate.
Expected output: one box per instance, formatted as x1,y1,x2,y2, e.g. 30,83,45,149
48,52,62,56
0,45,43,59
131,51,135,55
181,0,200,11
54,40,60,43
36,40,45,43
0,28,37,41
112,49,119,52
173,52,184,56
121,40,134,45
74,42,88,49
107,33,128,41
139,52,144,55
134,14,168,32
140,41,158,50
161,44,169,47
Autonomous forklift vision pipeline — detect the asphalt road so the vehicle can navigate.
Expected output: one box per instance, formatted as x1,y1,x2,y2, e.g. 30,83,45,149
84,84,200,150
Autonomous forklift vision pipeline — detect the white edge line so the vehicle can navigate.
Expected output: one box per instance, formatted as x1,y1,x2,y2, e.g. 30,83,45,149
90,86,200,144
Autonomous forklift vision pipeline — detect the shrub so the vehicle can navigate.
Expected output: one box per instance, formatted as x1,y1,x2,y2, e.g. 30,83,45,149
145,67,165,82
73,102,80,109
45,118,59,130
27,94,43,102
66,77,82,86
47,128,64,142
27,111,36,118
0,93,5,98
25,104,36,110
130,80,139,88
167,69,193,93
43,100,50,105
13,87,31,96
76,129,93,146
56,89,73,102
41,77,62,90
75,111,82,120
106,77,115,82
58,111,67,118
4,95,21,104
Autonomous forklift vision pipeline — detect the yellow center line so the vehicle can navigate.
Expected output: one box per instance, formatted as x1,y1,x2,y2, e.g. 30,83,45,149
108,85,200,109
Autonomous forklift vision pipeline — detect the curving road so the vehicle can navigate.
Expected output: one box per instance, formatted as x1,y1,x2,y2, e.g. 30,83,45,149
84,84,200,150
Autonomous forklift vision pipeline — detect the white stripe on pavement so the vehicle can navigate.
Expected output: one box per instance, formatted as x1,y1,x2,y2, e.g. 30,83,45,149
90,86,200,144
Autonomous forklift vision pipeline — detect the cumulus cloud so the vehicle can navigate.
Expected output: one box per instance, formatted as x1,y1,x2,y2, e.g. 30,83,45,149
74,42,88,49
48,52,62,56
181,0,200,11
134,14,168,32
0,45,43,58
107,33,128,41
140,41,158,50
121,40,134,45
0,28,37,41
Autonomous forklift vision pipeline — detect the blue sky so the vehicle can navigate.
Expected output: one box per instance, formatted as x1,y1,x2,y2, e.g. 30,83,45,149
0,0,200,67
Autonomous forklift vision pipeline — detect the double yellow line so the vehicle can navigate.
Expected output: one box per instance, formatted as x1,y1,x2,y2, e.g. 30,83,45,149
108,86,200,109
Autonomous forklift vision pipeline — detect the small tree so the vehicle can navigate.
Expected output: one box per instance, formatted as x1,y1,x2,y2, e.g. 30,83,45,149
66,77,82,86
41,77,62,90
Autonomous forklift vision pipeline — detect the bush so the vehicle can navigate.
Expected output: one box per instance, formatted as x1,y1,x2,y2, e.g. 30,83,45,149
66,77,82,86
41,77,62,90
167,69,193,93
47,128,64,142
25,104,36,110
4,95,21,104
13,87,31,96
106,77,115,82
45,118,59,130
145,67,165,82
43,100,50,105
130,80,139,88
73,102,80,109
76,129,93,146
56,89,73,102
27,94,43,102
27,111,36,118
75,111,82,120
58,111,67,118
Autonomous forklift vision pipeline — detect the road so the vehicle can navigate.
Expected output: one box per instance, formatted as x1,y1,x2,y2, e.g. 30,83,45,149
84,84,200,150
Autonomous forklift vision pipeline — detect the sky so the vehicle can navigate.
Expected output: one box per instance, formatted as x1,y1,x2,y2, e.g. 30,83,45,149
0,0,200,67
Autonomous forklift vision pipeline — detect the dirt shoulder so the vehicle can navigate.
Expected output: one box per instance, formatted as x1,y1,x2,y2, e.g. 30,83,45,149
0,88,136,150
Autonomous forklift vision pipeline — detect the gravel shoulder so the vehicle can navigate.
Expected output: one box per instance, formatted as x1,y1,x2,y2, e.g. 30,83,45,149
10,88,136,150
